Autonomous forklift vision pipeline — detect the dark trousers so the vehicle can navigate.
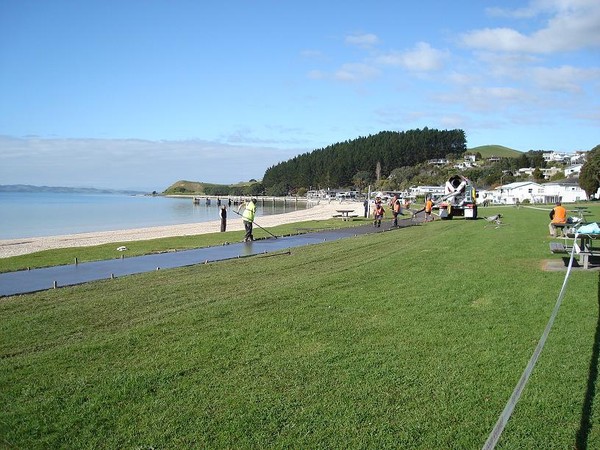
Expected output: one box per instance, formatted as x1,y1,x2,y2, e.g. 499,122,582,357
244,220,254,241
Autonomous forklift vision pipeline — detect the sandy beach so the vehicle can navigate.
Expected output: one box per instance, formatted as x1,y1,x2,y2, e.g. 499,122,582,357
0,201,365,258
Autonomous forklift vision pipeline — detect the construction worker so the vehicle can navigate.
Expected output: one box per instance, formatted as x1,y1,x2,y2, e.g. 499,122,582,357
392,197,402,227
373,202,385,227
549,201,567,237
238,198,257,242
412,196,434,222
424,197,434,222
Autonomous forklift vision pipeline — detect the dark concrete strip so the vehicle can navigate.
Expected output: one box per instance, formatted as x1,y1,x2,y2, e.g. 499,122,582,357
0,219,417,297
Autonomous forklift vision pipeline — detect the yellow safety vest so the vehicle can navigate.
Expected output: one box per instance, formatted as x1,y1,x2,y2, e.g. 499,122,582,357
242,201,256,222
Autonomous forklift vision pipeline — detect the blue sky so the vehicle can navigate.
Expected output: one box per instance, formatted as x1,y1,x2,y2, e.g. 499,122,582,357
1,0,598,191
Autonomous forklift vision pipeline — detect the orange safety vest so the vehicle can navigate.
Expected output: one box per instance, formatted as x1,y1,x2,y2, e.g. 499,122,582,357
425,200,433,213
551,205,567,224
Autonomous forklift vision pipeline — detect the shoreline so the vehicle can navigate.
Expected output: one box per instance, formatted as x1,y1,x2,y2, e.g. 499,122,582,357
0,201,363,258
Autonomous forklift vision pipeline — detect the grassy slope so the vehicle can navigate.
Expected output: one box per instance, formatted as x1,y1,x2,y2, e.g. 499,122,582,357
469,144,523,158
1,205,599,448
163,180,255,195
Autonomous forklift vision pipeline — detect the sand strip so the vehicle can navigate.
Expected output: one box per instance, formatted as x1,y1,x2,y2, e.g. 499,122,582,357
0,201,365,258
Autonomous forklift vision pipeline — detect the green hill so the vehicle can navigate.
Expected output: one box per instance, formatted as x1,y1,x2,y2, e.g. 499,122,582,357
163,179,260,195
163,180,206,195
468,145,522,158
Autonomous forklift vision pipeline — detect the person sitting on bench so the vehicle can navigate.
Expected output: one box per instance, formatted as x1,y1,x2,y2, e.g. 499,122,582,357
549,201,567,237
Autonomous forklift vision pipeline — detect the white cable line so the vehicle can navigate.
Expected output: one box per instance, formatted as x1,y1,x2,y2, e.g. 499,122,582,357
482,233,578,449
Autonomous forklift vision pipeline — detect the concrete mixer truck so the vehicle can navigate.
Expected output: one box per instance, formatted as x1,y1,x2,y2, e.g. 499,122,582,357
436,174,478,220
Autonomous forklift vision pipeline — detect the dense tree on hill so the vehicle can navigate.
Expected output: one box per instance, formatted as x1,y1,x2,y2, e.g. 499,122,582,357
525,151,546,168
262,128,467,191
579,145,600,198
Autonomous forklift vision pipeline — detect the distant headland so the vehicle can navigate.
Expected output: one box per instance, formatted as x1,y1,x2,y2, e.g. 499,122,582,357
0,184,146,195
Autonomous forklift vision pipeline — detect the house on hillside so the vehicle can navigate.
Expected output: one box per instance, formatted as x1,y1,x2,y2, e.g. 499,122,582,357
428,158,448,166
543,151,570,163
570,152,587,164
409,185,444,197
518,167,535,177
541,167,562,179
564,164,583,177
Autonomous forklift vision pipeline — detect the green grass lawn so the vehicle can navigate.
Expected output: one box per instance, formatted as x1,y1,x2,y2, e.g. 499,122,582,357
1,204,599,448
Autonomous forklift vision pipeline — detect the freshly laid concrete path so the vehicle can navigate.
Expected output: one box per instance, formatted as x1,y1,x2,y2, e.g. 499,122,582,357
0,219,417,297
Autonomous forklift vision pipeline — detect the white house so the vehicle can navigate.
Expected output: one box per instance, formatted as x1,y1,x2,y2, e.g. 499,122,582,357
541,181,588,203
570,152,588,164
518,167,535,177
543,151,570,163
564,164,583,177
492,181,545,204
428,158,448,166
491,180,588,204
541,167,562,179
409,185,444,197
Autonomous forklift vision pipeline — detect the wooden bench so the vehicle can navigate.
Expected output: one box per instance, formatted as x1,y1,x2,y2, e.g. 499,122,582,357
551,223,570,236
579,247,599,269
549,242,567,254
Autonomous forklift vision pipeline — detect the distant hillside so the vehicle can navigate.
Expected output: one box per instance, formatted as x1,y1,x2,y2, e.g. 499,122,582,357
0,184,144,195
163,180,259,195
163,180,207,195
468,145,522,158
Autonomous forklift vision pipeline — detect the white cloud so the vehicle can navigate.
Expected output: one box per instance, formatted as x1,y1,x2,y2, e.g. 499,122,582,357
333,63,380,82
436,86,527,113
464,1,600,53
487,0,595,19
300,49,327,61
375,42,448,72
530,65,599,92
307,69,325,80
345,33,380,48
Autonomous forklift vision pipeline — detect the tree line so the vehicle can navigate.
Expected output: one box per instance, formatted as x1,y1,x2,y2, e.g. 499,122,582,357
262,128,467,194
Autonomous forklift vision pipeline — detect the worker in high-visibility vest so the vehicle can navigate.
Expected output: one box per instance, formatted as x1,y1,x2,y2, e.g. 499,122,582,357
549,201,567,237
238,198,257,242
392,197,402,227
412,196,434,222
424,197,434,222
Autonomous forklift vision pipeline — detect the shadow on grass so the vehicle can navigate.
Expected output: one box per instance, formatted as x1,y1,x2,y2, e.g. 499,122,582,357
575,271,600,449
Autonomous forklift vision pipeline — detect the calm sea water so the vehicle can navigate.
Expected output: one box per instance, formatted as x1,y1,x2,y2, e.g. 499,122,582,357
0,192,307,239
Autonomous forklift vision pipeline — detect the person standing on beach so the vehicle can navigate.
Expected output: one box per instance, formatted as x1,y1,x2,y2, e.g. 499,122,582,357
238,198,257,242
219,205,227,232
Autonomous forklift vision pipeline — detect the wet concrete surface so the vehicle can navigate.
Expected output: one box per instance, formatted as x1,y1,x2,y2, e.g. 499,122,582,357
0,218,418,297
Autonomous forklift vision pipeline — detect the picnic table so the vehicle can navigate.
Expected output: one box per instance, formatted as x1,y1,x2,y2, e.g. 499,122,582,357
334,209,357,221
551,232,599,269
571,232,599,269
